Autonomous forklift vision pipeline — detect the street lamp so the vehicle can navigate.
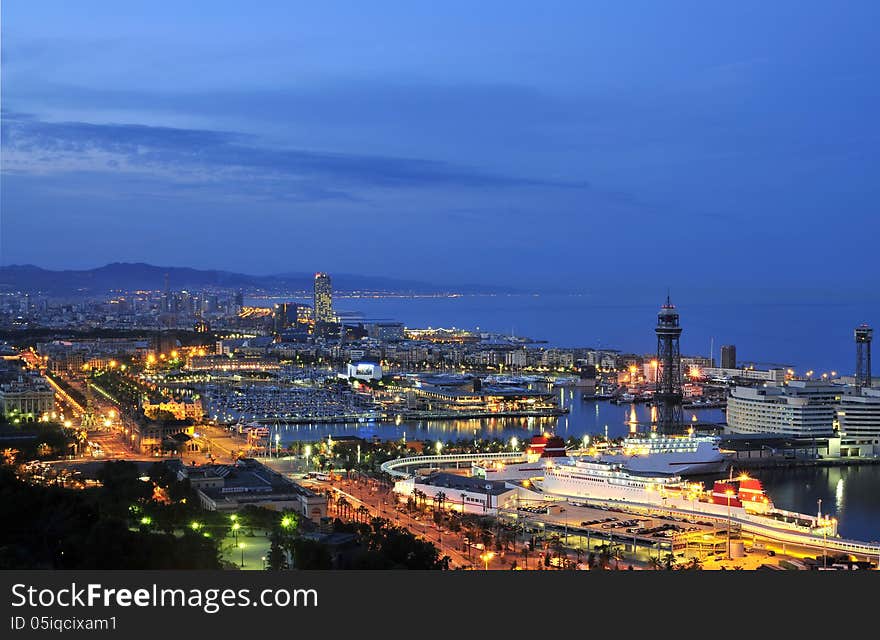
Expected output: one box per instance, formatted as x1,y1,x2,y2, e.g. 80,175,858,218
239,542,245,568
823,520,828,569
816,498,827,568
725,489,735,560
480,551,495,571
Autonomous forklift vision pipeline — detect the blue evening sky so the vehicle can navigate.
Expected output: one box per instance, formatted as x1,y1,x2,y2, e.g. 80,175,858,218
1,1,878,294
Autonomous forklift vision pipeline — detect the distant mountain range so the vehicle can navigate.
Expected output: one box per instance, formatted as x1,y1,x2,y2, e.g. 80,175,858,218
0,263,522,296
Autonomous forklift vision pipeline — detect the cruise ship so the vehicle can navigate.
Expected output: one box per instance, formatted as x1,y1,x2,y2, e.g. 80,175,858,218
471,434,567,481
539,459,837,538
472,432,729,480
597,433,730,476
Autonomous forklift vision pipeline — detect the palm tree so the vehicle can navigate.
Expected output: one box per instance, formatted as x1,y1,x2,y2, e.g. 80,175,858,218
436,491,447,513
549,534,565,568
596,546,611,570
608,544,624,570
336,497,350,519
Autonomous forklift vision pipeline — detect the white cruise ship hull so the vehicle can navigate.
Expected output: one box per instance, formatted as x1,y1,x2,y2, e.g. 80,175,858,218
597,438,730,477
598,453,730,476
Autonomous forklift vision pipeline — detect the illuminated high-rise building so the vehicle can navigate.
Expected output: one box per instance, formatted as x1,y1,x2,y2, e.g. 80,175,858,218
314,273,334,323
855,324,873,391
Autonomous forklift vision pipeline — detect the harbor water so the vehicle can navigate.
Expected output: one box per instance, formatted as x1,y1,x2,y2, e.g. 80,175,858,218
246,293,880,542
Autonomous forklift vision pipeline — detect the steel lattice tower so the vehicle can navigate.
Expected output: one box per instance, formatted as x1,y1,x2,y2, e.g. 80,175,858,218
855,324,873,392
654,296,684,433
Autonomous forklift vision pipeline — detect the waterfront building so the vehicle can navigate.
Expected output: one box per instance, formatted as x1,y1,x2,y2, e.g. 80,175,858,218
700,366,785,384
314,273,334,323
411,383,557,413
836,389,880,455
726,381,845,437
721,344,737,369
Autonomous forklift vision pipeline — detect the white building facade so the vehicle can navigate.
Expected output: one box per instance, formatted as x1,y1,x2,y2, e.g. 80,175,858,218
836,389,880,455
726,381,844,437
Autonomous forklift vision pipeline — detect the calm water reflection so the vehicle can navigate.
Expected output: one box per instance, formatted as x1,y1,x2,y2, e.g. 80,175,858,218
269,393,878,542
751,465,880,542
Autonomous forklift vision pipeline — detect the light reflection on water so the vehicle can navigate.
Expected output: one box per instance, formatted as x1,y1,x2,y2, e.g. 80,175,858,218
751,465,880,542
270,395,726,447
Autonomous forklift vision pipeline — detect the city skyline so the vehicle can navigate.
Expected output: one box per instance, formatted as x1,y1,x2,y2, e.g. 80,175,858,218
3,2,880,295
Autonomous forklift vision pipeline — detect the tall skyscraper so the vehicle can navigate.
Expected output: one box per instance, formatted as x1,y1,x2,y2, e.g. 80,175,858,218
161,272,171,313
720,344,737,369
653,296,684,433
273,303,291,334
314,273,334,323
855,324,873,391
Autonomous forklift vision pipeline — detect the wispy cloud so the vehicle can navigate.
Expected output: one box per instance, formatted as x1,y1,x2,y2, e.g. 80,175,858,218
1,111,585,203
